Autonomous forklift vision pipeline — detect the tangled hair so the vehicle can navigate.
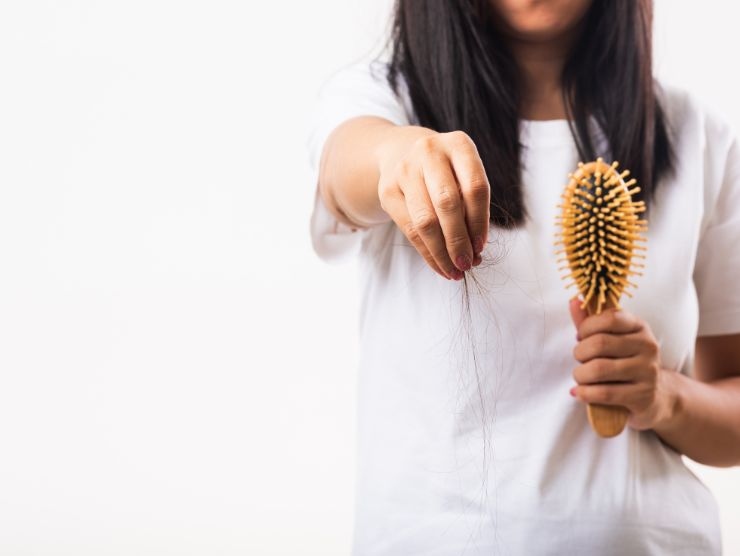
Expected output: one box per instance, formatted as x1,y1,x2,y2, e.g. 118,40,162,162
387,0,674,227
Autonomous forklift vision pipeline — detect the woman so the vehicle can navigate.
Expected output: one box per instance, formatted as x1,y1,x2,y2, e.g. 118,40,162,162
307,1,740,554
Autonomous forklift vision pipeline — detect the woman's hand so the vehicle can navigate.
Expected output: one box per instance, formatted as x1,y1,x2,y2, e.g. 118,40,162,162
568,298,679,431
376,129,491,280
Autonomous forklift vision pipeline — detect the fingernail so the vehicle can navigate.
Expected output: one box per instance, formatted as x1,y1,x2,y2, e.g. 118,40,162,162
569,387,577,397
472,253,482,267
456,255,472,271
474,236,484,253
450,269,464,280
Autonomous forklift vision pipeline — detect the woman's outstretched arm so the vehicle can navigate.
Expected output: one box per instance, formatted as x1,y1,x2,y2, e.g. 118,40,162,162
318,116,429,229
317,116,491,280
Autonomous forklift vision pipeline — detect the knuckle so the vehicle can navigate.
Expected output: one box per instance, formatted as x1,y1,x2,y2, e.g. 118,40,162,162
467,177,491,201
446,130,473,150
593,359,610,378
646,362,660,380
380,188,403,215
434,188,461,214
377,185,395,208
413,210,438,234
402,221,419,243
645,338,659,357
397,159,413,178
593,334,609,354
416,135,438,156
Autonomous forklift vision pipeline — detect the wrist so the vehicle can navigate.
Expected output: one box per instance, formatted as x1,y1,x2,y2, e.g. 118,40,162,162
652,368,688,436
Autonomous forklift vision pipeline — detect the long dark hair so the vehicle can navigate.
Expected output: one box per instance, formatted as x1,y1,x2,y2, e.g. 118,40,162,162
387,0,674,227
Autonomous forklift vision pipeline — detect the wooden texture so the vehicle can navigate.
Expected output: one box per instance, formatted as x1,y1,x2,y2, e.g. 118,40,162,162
556,158,647,438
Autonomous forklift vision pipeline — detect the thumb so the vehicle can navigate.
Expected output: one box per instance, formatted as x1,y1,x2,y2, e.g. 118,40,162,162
569,296,588,333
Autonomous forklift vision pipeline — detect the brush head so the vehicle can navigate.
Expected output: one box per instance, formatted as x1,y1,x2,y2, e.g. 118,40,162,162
555,158,647,315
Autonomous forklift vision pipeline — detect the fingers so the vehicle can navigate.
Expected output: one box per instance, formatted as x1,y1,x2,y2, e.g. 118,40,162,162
377,130,491,278
576,308,643,340
572,355,652,385
568,306,665,431
399,164,462,279
422,152,474,272
571,381,644,407
379,189,458,280
447,132,490,255
573,332,644,363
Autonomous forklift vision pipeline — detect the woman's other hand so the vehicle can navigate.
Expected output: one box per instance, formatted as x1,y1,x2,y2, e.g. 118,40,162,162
567,298,680,431
376,129,491,280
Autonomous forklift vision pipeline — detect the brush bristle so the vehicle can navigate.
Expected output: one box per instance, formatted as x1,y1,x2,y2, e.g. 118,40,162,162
554,158,647,314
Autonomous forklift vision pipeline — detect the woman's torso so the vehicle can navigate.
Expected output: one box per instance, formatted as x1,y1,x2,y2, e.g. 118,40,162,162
347,72,724,555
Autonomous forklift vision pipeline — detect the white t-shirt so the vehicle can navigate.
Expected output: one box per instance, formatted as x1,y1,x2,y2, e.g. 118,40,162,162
307,60,739,556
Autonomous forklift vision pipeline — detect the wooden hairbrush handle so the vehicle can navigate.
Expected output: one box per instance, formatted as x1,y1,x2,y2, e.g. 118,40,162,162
585,297,628,438
587,404,629,438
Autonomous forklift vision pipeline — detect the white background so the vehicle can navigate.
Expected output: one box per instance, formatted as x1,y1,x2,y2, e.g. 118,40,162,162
0,1,738,554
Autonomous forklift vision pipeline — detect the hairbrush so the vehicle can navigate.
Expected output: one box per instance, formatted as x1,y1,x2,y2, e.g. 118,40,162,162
555,157,647,438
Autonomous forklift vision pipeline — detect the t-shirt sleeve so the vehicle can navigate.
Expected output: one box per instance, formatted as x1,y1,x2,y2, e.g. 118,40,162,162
693,129,740,336
306,61,411,263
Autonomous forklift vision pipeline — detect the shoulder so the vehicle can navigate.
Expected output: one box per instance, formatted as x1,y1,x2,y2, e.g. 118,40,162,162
316,59,414,120
306,59,414,170
319,59,391,93
657,81,738,158
656,81,740,223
